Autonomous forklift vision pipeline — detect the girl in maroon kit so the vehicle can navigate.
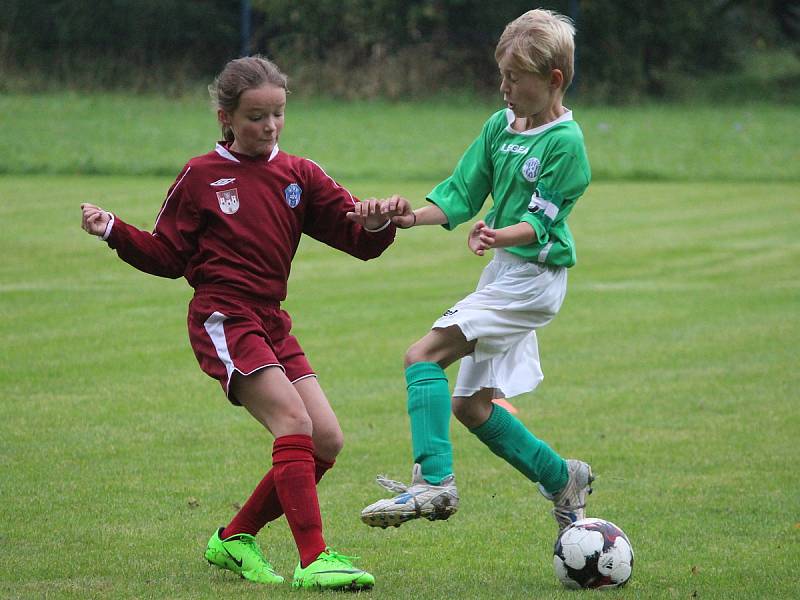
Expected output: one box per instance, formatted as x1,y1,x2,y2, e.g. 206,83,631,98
80,56,399,590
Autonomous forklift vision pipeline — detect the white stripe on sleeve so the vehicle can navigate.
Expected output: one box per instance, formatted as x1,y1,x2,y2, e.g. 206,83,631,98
153,166,192,230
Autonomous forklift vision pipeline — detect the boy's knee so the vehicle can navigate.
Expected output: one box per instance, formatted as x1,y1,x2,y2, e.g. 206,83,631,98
404,342,424,367
452,392,494,429
404,327,472,369
405,338,439,367
451,396,471,423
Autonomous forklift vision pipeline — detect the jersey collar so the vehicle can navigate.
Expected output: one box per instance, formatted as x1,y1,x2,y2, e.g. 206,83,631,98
214,142,280,163
504,108,573,136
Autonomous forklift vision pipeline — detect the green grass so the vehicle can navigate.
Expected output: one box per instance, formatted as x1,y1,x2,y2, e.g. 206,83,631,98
1,93,799,182
1,169,798,598
1,93,798,597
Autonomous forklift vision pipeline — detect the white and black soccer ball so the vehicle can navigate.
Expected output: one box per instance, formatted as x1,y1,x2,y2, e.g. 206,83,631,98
553,518,634,589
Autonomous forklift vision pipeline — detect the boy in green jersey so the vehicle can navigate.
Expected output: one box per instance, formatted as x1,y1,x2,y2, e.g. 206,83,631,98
360,9,593,532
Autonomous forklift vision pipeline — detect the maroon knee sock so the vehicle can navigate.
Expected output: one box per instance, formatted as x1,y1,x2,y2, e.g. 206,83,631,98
271,434,327,567
222,454,335,538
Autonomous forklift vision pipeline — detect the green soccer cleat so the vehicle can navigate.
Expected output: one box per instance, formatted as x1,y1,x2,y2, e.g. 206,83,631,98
291,548,375,591
204,527,284,585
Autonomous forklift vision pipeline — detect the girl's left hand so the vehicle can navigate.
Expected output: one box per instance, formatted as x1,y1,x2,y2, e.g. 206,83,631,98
347,196,409,230
346,197,387,230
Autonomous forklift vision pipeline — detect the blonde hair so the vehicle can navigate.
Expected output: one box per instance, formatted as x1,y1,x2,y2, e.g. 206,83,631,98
208,55,289,142
494,9,575,91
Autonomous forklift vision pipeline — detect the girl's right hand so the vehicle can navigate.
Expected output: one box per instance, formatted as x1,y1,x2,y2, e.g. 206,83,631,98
80,203,111,237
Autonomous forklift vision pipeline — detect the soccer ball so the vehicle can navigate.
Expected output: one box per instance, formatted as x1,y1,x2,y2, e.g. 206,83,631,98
553,518,634,589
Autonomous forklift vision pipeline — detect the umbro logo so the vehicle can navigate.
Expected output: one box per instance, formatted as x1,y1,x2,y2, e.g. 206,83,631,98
210,178,236,187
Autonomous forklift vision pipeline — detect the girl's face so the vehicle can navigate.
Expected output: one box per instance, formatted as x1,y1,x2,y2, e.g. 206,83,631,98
220,83,286,157
498,51,562,128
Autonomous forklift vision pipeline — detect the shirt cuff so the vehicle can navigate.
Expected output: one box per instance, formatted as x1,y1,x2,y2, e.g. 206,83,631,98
101,213,115,241
364,219,391,233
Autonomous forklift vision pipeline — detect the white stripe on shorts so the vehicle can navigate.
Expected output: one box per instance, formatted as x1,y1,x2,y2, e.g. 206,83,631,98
203,311,286,398
204,311,234,382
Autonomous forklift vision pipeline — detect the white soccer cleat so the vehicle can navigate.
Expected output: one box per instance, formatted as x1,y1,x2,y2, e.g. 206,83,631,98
360,463,459,528
539,459,594,532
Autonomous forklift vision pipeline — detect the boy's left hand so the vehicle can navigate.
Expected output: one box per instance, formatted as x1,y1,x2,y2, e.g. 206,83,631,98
468,220,496,256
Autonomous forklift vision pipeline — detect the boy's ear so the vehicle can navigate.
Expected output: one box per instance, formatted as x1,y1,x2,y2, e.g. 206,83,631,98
550,69,564,89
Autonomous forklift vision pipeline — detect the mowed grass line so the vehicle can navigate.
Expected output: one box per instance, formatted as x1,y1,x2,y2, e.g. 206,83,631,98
0,93,799,183
1,175,798,599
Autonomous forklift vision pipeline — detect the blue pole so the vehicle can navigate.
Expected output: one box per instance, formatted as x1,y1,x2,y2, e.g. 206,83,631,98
241,0,252,57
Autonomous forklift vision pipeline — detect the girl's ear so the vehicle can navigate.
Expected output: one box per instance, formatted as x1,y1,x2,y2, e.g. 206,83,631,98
217,108,230,126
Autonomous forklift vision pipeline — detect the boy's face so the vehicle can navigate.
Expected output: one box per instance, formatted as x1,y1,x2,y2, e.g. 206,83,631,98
498,51,559,123
220,83,286,157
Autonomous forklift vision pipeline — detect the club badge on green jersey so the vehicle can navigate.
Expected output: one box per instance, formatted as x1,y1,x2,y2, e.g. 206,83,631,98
522,157,541,182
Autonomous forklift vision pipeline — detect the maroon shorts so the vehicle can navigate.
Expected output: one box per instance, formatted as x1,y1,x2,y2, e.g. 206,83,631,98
187,289,314,404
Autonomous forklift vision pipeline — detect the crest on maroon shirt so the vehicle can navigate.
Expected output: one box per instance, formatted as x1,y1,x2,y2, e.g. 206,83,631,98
284,183,302,208
216,188,240,215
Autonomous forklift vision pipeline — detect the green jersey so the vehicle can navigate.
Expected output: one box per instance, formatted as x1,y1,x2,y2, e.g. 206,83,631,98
428,109,591,267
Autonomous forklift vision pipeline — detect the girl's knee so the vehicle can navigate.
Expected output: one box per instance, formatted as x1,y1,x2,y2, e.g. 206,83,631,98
279,410,314,436
313,425,344,461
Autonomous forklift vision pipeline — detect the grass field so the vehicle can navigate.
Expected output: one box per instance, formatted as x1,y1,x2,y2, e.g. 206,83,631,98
1,95,799,598
1,93,799,183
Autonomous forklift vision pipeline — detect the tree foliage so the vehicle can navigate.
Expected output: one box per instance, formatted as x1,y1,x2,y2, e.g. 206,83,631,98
0,0,238,92
0,0,795,99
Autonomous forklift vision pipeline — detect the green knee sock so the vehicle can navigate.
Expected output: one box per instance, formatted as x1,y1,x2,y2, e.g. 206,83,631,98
470,403,567,494
406,362,453,485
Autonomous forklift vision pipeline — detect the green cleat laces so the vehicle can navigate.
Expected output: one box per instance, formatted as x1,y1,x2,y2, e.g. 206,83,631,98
204,527,284,585
291,548,375,590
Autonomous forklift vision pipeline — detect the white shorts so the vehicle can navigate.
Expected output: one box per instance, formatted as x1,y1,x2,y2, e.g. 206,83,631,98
432,249,567,399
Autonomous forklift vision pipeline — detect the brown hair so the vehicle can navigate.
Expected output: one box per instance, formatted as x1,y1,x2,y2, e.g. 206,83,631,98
495,9,575,91
208,55,289,142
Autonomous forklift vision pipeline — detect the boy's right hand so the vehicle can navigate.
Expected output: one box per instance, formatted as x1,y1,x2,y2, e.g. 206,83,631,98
380,195,415,228
81,203,111,237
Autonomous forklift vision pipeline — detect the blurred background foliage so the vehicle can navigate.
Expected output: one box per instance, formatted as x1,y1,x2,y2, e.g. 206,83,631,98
1,0,798,102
